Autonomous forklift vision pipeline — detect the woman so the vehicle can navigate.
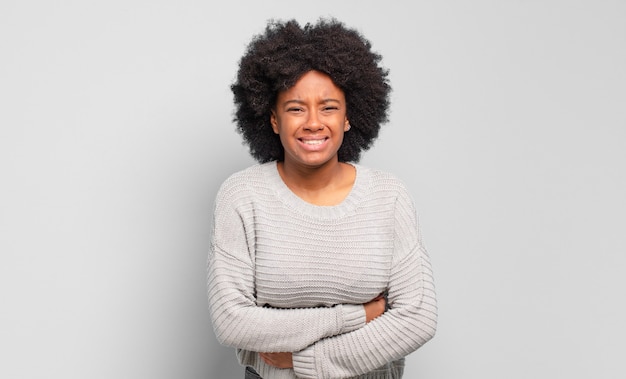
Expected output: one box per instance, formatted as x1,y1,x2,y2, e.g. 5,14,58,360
208,18,437,379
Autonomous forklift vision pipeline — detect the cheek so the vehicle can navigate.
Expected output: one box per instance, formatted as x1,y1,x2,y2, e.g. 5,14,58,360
277,132,291,150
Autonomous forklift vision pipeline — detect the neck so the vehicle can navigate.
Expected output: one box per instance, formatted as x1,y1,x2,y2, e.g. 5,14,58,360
279,159,340,189
277,159,355,206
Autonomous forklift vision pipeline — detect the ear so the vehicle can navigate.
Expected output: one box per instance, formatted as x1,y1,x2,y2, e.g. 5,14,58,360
270,110,279,134
344,118,351,132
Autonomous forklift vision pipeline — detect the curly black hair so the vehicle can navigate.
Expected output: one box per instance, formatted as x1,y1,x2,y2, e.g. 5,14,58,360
231,18,391,163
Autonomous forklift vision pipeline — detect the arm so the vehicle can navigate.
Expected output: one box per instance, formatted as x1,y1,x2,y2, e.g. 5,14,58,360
292,245,437,378
290,189,438,379
207,180,366,352
208,246,366,352
258,296,387,368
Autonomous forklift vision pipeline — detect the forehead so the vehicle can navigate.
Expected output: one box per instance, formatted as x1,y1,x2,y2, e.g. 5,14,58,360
278,70,345,101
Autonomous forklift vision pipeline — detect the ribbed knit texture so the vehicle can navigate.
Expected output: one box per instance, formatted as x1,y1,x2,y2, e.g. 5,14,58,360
208,162,437,379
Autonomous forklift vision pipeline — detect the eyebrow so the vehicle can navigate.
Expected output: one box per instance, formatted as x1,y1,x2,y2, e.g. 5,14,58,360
282,98,341,106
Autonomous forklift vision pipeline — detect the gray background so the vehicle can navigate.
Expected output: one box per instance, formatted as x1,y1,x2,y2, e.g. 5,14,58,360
1,0,624,378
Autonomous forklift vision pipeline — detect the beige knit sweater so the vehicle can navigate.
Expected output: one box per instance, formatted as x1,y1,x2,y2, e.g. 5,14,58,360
207,162,437,379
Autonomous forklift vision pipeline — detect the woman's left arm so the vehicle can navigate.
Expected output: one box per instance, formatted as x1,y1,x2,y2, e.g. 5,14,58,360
289,188,438,379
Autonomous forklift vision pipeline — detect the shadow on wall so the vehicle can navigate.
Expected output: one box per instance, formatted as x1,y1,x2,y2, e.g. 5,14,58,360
207,333,242,378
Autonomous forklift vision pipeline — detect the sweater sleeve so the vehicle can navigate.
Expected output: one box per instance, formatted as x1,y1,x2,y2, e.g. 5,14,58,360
291,187,438,379
207,178,366,353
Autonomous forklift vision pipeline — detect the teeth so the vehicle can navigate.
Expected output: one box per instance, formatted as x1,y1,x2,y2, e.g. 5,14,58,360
302,139,324,145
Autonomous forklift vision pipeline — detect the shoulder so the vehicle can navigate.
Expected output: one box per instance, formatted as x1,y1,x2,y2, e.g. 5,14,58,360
357,165,414,199
355,165,419,222
218,162,275,192
357,167,423,248
214,162,275,208
219,162,263,186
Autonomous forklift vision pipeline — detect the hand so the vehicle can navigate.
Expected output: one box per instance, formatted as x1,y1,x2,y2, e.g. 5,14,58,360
363,293,387,323
259,352,293,369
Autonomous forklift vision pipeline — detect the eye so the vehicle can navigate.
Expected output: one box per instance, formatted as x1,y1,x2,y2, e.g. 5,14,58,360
323,106,339,112
287,107,304,113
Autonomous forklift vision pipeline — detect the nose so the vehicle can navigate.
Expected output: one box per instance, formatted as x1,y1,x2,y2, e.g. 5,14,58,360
304,112,324,131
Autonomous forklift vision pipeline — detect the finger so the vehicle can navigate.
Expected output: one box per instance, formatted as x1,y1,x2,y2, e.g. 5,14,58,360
259,353,271,365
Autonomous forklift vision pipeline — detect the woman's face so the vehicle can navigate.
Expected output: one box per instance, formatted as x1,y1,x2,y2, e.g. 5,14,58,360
271,70,350,170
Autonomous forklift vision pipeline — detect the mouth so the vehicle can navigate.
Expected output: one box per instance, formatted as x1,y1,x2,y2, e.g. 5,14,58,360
299,137,328,145
298,137,329,150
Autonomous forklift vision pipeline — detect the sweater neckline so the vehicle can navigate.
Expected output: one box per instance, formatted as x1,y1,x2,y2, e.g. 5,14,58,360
264,161,368,220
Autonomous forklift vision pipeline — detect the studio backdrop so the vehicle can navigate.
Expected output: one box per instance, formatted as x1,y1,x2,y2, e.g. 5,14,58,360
1,1,624,378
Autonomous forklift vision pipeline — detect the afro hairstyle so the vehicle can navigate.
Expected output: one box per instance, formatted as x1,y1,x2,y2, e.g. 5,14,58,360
231,18,391,163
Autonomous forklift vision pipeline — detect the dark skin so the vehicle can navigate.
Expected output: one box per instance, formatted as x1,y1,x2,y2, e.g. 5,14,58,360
270,70,354,206
261,71,388,369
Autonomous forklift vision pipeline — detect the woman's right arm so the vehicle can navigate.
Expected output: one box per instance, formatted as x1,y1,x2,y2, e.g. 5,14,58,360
207,181,367,353
208,245,366,352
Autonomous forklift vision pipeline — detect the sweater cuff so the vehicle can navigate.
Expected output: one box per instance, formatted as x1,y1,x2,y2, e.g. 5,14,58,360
339,303,366,334
292,344,317,379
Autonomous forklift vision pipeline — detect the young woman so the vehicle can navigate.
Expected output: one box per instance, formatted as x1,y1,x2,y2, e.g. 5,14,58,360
208,18,437,379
